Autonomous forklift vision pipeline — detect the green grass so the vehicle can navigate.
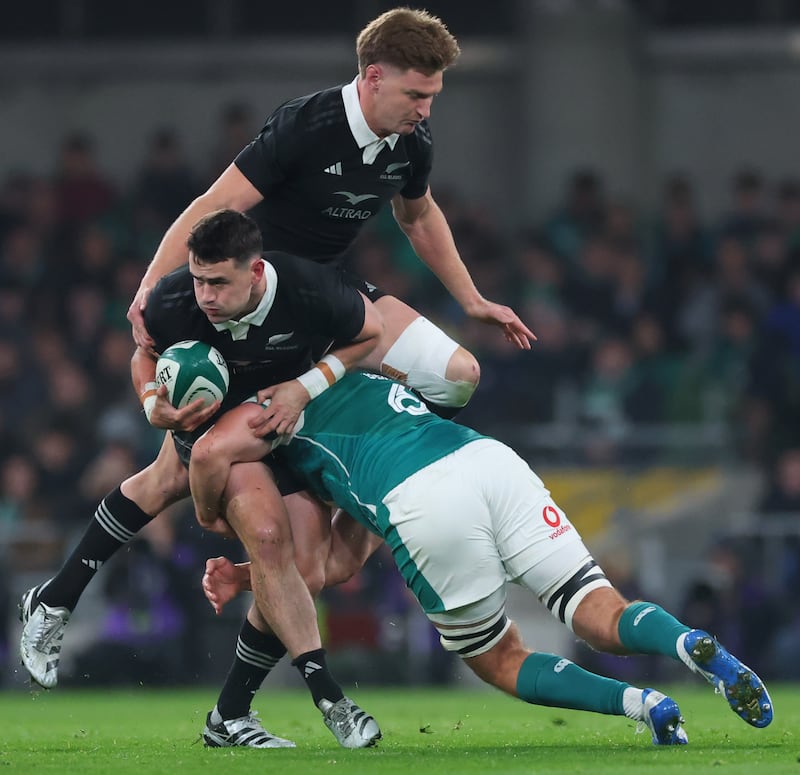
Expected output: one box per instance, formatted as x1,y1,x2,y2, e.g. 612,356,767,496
0,685,797,774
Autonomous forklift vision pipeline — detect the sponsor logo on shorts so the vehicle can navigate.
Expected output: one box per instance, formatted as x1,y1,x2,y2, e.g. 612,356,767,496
544,504,571,539
548,523,573,540
543,505,561,527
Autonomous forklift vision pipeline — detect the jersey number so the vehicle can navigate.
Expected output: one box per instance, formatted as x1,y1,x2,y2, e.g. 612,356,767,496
388,383,428,416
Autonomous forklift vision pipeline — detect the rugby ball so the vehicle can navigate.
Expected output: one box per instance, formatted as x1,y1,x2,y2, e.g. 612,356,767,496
155,340,229,409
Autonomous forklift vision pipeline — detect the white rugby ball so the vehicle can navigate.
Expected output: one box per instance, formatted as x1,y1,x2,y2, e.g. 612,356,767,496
155,340,229,409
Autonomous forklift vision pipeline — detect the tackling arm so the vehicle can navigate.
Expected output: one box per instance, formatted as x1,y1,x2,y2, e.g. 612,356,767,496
189,402,276,530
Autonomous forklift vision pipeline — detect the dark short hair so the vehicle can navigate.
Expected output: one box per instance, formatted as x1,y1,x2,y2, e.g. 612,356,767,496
186,209,262,265
356,7,460,76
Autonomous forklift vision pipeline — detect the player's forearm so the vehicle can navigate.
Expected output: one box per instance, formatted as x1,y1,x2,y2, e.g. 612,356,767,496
189,450,232,527
190,404,276,524
130,346,158,398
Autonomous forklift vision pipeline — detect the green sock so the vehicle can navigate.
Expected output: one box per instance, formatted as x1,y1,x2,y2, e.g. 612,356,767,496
617,602,690,660
516,652,628,716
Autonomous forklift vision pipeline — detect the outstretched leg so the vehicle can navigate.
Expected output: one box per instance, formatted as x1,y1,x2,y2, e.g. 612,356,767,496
548,581,775,729
451,617,687,746
19,435,189,688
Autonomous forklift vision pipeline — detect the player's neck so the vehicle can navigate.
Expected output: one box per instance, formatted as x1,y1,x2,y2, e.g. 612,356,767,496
356,78,389,139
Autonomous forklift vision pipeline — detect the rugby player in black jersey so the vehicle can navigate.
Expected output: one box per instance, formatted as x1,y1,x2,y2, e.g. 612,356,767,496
127,7,535,427
21,209,384,749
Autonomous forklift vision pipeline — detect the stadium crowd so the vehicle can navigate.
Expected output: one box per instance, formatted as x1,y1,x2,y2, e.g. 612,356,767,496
2,110,800,685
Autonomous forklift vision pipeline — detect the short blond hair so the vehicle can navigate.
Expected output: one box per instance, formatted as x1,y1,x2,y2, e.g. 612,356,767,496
356,7,460,76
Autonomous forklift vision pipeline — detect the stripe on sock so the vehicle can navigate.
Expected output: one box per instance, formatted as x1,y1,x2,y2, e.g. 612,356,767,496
235,638,281,671
94,499,137,544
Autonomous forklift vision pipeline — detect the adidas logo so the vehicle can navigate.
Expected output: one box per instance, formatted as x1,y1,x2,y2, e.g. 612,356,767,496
81,559,103,570
303,660,323,678
324,162,343,175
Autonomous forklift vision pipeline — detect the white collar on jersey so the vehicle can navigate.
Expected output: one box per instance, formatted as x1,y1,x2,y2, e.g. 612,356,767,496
342,76,399,165
212,259,277,341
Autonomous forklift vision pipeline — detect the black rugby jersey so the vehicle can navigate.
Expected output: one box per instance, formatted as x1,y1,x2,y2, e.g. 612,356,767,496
235,83,433,262
144,252,366,410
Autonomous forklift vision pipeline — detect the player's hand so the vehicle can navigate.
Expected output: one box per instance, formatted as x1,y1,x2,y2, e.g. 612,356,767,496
147,384,220,431
202,556,245,614
465,298,536,350
249,380,311,437
127,284,156,352
195,510,236,538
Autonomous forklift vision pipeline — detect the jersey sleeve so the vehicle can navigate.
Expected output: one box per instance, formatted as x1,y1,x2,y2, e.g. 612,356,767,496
400,121,434,200
234,102,303,196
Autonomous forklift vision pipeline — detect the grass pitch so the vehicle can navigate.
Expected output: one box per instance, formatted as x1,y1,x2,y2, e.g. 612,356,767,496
0,684,797,774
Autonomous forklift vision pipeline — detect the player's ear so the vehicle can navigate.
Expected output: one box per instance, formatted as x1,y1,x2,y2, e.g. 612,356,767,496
250,255,265,282
365,63,382,89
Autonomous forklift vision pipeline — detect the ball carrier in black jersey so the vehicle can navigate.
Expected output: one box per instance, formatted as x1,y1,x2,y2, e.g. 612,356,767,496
20,210,384,749
128,6,535,425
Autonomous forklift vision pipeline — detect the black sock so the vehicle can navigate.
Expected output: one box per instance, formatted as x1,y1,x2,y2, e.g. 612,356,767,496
38,486,153,611
292,648,344,706
216,619,287,720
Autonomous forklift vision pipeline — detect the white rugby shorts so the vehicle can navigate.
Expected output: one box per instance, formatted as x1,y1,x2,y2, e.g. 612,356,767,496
381,438,590,618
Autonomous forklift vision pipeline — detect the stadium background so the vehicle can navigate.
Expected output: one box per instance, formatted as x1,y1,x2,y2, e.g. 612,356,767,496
2,0,799,689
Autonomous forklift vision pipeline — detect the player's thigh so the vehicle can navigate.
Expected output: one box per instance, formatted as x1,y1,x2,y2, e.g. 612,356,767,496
283,489,331,595
480,441,591,585
121,432,189,513
358,295,421,369
223,461,292,550
381,442,508,613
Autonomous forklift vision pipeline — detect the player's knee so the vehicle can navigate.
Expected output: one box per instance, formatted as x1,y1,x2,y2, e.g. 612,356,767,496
381,317,479,408
446,346,480,388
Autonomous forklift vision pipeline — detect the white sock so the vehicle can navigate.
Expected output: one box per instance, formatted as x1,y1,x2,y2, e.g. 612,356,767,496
623,687,647,720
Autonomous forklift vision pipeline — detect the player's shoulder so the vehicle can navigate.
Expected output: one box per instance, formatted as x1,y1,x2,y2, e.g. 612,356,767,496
267,84,346,134
264,250,335,285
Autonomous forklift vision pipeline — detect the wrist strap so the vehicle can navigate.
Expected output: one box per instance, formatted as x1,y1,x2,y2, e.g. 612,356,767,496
296,354,346,399
140,381,158,423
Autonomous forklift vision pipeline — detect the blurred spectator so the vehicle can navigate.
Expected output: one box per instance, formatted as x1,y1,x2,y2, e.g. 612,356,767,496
53,132,117,228
544,168,606,264
578,336,656,463
206,102,256,183
719,167,770,244
759,448,800,515
133,127,200,231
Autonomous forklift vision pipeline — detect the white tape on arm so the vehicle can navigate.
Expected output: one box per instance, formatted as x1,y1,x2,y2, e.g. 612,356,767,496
140,381,158,423
296,354,346,399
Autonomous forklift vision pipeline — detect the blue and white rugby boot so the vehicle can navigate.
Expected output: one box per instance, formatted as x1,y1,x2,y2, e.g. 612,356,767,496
641,689,688,745
678,629,773,728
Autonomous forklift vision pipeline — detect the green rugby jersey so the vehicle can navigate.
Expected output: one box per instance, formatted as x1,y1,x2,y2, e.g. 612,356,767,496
278,372,486,534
